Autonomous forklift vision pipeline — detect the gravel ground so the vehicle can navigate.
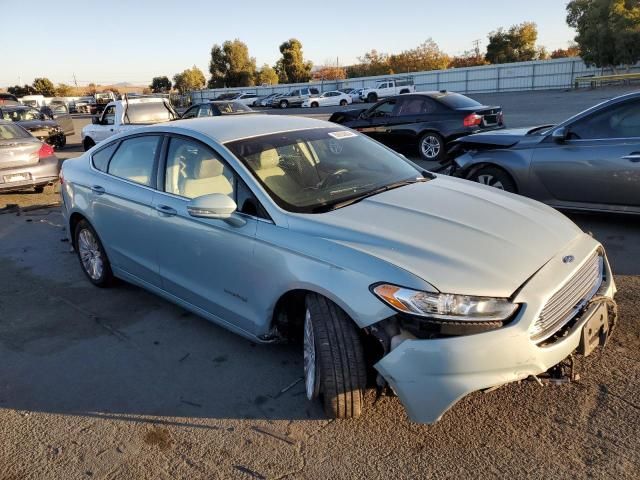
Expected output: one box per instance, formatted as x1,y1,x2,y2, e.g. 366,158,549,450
0,86,639,479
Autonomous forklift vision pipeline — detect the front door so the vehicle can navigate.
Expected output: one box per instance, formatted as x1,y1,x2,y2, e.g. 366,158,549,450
50,104,75,136
353,98,399,145
532,99,640,207
151,135,261,334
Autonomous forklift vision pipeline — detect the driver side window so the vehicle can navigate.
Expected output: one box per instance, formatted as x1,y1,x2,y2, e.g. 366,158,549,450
102,105,115,125
569,100,640,140
369,99,397,118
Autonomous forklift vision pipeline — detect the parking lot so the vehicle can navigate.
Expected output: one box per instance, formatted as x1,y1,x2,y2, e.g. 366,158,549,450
1,87,639,479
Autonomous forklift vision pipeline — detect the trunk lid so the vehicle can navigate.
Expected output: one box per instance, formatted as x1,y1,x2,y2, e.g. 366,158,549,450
0,138,41,169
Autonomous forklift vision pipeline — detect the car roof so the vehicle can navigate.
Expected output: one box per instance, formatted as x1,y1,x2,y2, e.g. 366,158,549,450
154,114,339,143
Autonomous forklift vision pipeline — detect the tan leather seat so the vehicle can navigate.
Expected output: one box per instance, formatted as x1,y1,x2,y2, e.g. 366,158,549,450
182,157,233,198
252,148,301,198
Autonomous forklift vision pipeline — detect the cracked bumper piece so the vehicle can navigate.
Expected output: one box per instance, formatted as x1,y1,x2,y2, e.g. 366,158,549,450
375,236,616,424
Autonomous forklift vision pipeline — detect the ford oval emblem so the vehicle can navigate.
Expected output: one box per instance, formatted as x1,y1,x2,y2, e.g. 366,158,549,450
562,255,575,264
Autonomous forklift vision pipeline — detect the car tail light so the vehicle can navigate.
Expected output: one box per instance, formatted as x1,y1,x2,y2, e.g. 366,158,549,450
38,143,55,158
463,113,482,128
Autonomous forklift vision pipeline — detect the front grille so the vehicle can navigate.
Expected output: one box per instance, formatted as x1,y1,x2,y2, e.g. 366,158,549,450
531,252,603,343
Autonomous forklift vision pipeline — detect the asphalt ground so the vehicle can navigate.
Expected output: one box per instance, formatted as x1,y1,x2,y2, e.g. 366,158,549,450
0,86,639,479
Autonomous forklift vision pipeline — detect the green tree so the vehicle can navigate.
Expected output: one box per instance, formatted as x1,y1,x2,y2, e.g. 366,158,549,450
567,0,640,72
150,76,172,93
55,83,73,97
389,39,450,73
173,66,206,94
485,22,539,64
278,39,313,83
274,59,289,83
208,39,256,88
550,44,581,59
7,85,36,96
255,64,279,85
32,77,56,96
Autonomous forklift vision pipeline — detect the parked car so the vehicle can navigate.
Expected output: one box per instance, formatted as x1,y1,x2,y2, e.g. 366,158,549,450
20,95,46,107
338,88,355,95
272,87,321,108
233,93,259,106
0,105,70,148
60,114,616,424
447,91,640,214
254,93,280,107
329,92,504,161
214,92,240,101
40,104,75,139
81,97,177,150
75,96,97,114
349,88,365,104
360,78,415,103
95,92,117,114
302,91,352,108
0,120,59,193
266,93,287,107
180,101,254,118
0,93,19,105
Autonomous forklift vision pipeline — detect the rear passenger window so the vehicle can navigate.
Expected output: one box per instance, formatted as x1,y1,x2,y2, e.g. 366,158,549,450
108,136,160,186
92,142,119,172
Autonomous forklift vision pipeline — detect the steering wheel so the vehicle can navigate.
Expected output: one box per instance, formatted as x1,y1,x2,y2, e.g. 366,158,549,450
319,168,349,189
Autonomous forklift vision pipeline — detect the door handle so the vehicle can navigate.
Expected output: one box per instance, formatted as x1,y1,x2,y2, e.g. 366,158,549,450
90,185,105,195
622,152,640,162
155,204,177,216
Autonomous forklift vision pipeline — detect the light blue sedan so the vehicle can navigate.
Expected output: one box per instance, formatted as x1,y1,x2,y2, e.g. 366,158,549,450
60,115,616,423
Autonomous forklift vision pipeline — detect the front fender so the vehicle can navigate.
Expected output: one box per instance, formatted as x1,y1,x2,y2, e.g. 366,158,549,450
454,149,532,193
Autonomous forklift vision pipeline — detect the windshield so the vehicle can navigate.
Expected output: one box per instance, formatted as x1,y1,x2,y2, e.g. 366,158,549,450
2,108,43,122
211,101,252,114
124,102,177,124
436,93,482,109
0,123,31,139
225,127,422,213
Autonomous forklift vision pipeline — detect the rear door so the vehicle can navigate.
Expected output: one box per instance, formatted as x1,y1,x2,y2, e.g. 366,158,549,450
388,96,439,148
531,99,640,207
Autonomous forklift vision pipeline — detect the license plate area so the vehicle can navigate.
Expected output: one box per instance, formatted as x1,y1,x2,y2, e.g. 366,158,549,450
3,173,31,183
578,302,609,357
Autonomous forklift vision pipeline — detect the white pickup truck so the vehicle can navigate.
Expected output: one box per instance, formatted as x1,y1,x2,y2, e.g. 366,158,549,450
81,97,177,150
360,79,416,103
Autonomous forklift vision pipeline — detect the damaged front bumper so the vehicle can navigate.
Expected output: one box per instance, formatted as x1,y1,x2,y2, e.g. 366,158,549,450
374,235,617,424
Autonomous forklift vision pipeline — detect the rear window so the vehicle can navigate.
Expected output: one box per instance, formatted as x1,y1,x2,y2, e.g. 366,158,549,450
211,101,252,114
436,93,482,109
0,123,30,139
124,102,177,124
92,142,119,172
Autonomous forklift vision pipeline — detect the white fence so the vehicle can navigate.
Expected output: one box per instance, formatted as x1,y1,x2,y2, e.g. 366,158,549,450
190,57,640,103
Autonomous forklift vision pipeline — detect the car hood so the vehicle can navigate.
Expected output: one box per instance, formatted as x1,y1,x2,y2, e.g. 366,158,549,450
329,108,366,124
454,126,549,148
290,176,582,297
16,120,58,131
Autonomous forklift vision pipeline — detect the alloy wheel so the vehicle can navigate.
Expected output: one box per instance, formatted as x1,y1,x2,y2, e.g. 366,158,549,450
476,174,505,190
78,228,104,280
420,135,441,159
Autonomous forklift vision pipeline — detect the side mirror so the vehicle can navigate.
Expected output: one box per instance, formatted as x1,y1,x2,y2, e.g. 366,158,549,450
187,194,243,225
91,116,100,125
551,126,568,143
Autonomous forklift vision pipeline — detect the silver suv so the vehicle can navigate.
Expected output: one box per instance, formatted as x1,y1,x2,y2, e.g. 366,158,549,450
273,87,321,108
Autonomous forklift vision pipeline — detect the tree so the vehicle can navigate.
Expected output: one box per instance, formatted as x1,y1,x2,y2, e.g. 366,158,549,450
567,0,640,72
550,44,581,58
86,83,98,95
173,66,206,94
7,85,36,97
255,64,279,85
32,77,56,96
208,39,256,88
278,39,313,83
150,76,172,93
55,83,73,97
388,39,450,73
312,66,347,81
485,22,539,64
449,51,489,68
346,49,392,77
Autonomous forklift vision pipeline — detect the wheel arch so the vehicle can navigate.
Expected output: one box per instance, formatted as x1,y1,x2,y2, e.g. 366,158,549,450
463,161,520,194
68,212,89,250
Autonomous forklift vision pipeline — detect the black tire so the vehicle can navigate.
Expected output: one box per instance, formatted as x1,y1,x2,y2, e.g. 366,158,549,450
279,100,289,109
311,102,319,108
417,132,445,162
468,166,517,193
74,219,114,287
83,137,95,151
367,93,377,103
56,135,66,149
304,293,366,419
339,99,348,106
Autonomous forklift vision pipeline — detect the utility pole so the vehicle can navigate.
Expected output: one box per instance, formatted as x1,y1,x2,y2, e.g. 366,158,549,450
472,39,481,59
73,73,78,88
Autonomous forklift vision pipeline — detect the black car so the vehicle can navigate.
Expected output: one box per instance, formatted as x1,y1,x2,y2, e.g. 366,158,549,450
0,93,19,105
0,105,71,148
180,101,255,119
329,91,504,161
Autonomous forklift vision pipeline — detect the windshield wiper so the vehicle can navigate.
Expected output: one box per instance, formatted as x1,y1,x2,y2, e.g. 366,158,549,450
315,177,430,213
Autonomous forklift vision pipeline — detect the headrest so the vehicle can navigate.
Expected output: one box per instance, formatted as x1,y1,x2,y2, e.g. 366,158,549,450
196,158,224,178
258,148,280,169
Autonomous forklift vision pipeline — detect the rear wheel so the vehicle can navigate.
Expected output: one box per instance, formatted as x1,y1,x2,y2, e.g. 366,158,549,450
469,166,517,193
339,99,348,106
418,132,445,161
311,102,319,108
83,137,95,151
304,293,366,419
74,219,114,287
279,100,289,109
367,93,377,103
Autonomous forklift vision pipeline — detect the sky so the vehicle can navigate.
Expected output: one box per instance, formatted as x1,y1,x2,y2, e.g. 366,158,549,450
1,0,576,88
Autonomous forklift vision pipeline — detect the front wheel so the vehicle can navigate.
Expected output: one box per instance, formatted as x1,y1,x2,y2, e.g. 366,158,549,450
339,99,348,106
311,102,319,108
418,132,445,161
74,219,114,287
304,294,366,419
83,137,95,151
279,100,289,109
468,166,517,193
